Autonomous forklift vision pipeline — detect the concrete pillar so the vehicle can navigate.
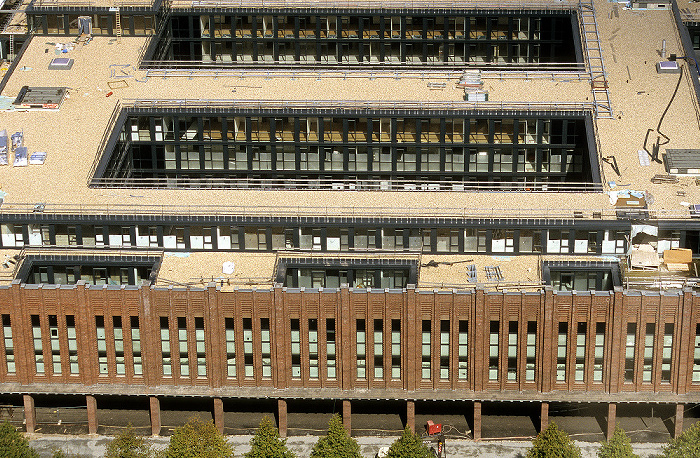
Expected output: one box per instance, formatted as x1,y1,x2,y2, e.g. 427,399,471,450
149,396,161,436
213,398,224,434
473,401,482,440
23,395,35,433
540,402,549,432
86,395,98,434
277,399,288,438
406,400,415,433
607,403,617,439
342,400,351,435
675,403,684,438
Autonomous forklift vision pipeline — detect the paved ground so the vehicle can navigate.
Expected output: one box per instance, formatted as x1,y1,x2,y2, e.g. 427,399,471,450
28,434,667,458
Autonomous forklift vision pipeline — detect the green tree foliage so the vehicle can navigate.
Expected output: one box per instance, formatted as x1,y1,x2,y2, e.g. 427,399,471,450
244,416,295,458
661,420,700,458
104,424,152,458
386,426,433,458
310,414,360,458
163,417,233,458
0,421,38,458
598,426,638,458
527,422,582,458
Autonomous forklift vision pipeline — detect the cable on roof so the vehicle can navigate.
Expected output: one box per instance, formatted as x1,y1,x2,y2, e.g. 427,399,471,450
642,64,684,164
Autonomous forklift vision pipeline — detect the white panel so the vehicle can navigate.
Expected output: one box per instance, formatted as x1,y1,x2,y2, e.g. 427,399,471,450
163,235,177,249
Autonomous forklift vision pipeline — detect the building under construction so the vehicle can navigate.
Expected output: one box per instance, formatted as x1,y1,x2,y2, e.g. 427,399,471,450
2,0,700,444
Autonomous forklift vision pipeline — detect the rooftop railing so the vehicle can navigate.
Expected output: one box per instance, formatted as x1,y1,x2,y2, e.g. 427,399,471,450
0,203,691,221
175,0,579,11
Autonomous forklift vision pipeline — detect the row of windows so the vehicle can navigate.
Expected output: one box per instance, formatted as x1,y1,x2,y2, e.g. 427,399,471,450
284,267,409,289
124,116,581,146
0,224,630,255
7,315,697,386
189,15,559,42
30,14,155,36
129,144,583,176
187,40,555,64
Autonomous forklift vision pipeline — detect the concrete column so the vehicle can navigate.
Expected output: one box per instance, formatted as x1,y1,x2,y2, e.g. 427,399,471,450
149,396,161,436
607,403,617,439
277,399,288,438
86,395,98,434
342,400,351,435
23,395,35,433
406,400,415,433
675,403,684,438
473,401,482,440
213,398,224,434
540,402,549,432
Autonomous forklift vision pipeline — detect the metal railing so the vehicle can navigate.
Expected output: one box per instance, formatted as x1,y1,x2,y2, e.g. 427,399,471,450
29,0,154,7
175,0,580,11
0,203,691,221
88,176,605,192
122,98,594,113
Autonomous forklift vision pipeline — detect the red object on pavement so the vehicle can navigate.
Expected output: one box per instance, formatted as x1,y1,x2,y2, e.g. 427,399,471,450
426,420,442,435
106,91,113,97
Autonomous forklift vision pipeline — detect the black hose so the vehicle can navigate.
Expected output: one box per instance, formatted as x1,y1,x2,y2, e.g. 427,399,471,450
642,66,684,162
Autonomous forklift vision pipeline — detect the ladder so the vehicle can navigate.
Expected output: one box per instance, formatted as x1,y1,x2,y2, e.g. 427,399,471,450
579,0,613,119
115,7,122,43
8,34,13,62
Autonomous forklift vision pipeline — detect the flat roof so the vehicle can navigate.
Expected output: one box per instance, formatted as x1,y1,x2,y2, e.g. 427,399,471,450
0,0,698,222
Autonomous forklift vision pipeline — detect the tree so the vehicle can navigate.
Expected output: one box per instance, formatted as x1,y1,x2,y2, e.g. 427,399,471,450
598,426,637,458
386,426,433,458
104,424,152,458
310,414,360,458
0,421,38,458
244,416,295,458
527,422,581,458
661,420,700,458
163,417,233,458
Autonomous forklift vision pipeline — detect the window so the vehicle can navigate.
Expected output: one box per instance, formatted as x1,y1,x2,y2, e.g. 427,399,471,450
225,318,236,377
643,323,654,383
49,315,60,375
357,319,366,379
309,319,319,379
243,318,253,377
526,321,536,381
161,317,171,377
391,320,401,379
422,320,431,380
327,319,336,379
95,316,107,375
458,321,468,380
507,321,517,381
32,315,43,374
291,319,301,379
492,230,514,253
519,230,541,253
661,323,673,383
374,319,384,379
261,318,271,378
2,315,14,374
489,321,499,381
593,323,605,382
195,317,206,377
178,317,189,377
557,323,567,382
625,323,636,383
440,321,450,380
113,316,125,375
131,316,142,376
575,323,586,382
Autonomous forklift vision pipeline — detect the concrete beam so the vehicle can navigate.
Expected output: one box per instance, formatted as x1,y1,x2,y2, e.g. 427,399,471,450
473,401,481,440
342,400,351,435
213,397,224,434
278,399,288,438
22,395,35,433
675,403,684,438
86,395,97,435
540,402,549,432
607,403,617,440
149,396,161,436
406,400,415,433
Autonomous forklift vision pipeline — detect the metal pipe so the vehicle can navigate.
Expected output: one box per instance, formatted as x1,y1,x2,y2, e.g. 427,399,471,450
662,39,667,59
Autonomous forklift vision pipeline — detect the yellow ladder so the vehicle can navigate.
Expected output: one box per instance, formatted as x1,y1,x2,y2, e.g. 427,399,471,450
115,7,122,43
